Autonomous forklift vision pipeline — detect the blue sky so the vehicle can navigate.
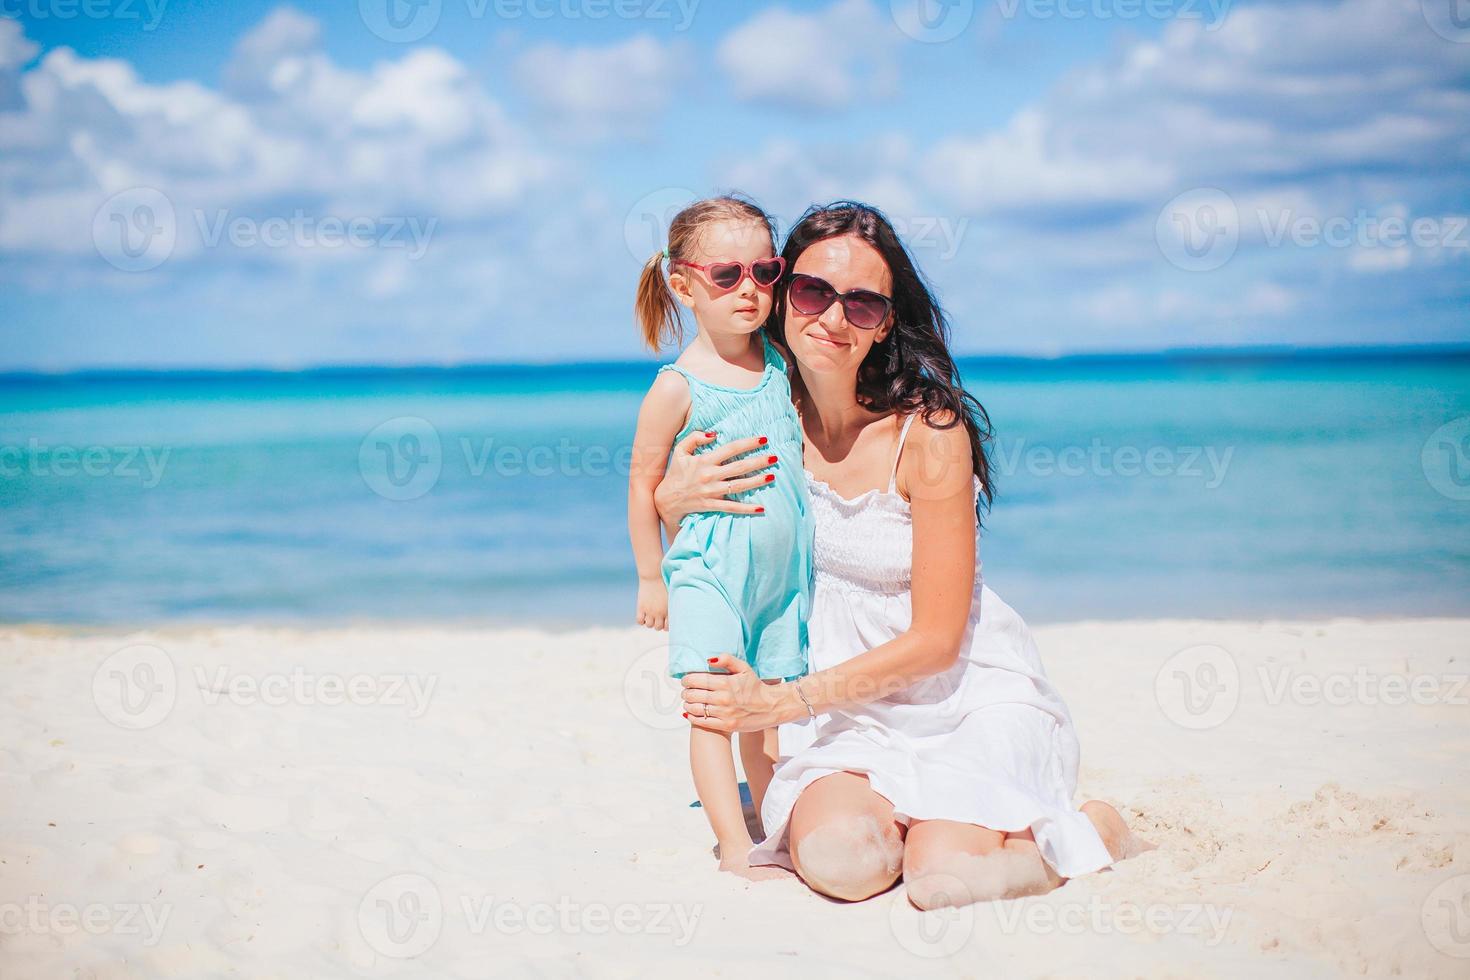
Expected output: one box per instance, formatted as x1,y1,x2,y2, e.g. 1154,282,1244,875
0,0,1466,370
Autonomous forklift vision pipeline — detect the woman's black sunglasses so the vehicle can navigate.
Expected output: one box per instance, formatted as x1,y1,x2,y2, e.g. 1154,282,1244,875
785,273,893,330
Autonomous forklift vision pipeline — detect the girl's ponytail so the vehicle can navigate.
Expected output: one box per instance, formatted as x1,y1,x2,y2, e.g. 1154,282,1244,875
633,192,778,355
635,249,682,353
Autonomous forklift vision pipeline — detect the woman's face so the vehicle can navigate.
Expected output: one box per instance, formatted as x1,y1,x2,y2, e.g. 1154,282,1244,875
783,234,894,379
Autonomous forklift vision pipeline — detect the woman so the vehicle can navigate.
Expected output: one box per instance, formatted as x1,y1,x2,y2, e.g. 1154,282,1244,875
653,201,1147,908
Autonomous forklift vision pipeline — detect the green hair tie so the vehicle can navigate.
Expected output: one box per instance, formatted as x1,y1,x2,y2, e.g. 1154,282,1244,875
661,246,669,260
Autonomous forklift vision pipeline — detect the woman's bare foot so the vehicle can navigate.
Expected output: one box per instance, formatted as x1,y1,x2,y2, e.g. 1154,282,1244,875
718,856,796,881
1081,800,1156,861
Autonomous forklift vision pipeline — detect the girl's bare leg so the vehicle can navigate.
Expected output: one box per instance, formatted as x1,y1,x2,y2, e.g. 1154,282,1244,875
690,726,785,880
737,727,778,828
788,772,906,901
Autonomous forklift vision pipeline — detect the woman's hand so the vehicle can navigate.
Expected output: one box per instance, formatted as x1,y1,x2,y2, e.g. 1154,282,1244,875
653,430,778,527
681,655,803,733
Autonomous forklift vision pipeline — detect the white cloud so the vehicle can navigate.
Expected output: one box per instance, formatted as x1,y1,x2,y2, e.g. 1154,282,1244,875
0,8,559,268
923,107,1175,214
717,133,919,226
0,16,39,72
923,0,1470,216
222,5,320,98
513,34,685,143
1076,279,1299,328
716,0,900,110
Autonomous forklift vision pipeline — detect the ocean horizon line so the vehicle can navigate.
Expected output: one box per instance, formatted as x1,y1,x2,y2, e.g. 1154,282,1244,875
3,341,1469,383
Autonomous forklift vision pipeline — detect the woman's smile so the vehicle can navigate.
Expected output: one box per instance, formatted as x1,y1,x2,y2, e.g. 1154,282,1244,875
808,331,848,349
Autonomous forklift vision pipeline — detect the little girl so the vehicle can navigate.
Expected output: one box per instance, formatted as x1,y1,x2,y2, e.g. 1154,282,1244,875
626,195,813,879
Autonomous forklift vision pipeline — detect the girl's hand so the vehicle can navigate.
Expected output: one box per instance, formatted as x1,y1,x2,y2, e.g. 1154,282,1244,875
653,431,778,526
681,654,802,732
636,576,668,631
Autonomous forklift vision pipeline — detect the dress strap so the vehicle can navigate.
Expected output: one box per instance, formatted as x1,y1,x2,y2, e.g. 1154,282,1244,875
657,362,695,383
888,413,917,494
762,331,787,372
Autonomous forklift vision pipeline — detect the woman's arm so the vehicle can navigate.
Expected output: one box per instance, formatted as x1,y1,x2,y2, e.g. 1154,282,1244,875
683,417,980,731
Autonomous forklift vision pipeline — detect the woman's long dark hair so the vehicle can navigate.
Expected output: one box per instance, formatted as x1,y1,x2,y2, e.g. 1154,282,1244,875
770,200,996,520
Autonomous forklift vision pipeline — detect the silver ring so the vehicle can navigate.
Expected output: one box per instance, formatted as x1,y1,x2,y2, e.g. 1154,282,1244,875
701,703,711,719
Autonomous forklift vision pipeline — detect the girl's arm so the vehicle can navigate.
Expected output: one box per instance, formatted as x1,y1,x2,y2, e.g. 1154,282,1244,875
627,372,692,627
685,416,979,729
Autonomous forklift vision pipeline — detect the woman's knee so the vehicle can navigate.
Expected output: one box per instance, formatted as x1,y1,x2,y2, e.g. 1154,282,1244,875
792,814,904,902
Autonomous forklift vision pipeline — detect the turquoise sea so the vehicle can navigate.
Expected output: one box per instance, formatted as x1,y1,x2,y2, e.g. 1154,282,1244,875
2,350,1468,627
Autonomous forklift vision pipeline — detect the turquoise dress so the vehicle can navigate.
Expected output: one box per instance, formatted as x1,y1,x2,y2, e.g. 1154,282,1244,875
658,331,813,681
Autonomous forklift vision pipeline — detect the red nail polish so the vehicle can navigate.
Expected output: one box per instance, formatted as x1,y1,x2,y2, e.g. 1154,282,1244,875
755,506,765,513
682,712,689,719
705,431,716,438
758,436,768,445
765,474,775,482
707,657,718,664
768,455,777,463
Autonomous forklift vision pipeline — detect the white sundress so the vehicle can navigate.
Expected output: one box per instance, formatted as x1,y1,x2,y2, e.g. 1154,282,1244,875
747,413,1114,879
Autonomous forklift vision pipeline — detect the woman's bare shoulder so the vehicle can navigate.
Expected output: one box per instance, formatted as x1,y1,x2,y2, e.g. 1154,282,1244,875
901,408,974,500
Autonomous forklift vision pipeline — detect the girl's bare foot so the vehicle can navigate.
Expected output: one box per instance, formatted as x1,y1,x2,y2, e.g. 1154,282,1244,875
1081,800,1157,861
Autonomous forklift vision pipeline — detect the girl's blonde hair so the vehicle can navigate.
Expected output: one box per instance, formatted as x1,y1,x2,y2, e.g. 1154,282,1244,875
634,193,778,353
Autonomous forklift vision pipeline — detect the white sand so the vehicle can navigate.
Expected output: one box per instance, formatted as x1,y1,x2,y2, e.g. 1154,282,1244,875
1,618,1467,978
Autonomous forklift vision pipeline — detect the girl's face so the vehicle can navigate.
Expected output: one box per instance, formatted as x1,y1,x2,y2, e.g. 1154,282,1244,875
783,234,895,378
669,219,777,338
